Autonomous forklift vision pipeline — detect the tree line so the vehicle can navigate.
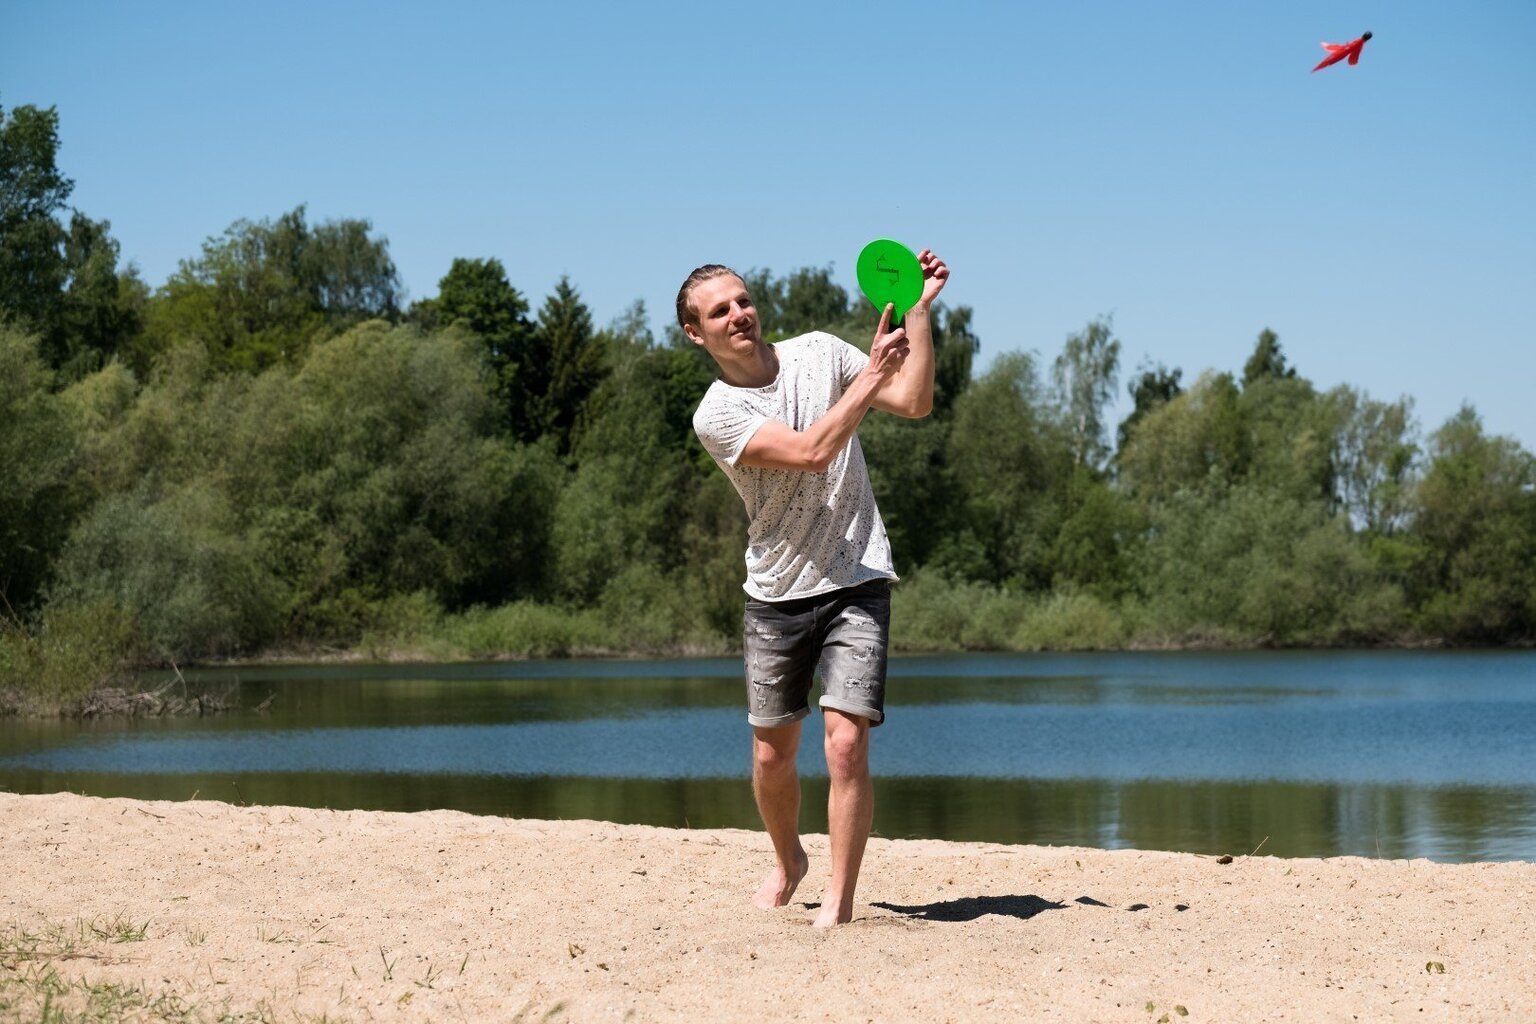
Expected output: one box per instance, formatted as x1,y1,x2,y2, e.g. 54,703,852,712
3,100,1534,706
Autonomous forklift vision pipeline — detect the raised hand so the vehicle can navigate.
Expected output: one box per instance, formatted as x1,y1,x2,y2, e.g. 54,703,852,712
916,250,949,309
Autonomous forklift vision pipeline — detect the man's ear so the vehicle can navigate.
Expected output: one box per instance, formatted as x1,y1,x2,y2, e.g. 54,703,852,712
683,324,703,347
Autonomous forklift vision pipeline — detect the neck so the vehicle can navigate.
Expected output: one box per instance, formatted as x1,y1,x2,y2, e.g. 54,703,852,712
716,341,778,389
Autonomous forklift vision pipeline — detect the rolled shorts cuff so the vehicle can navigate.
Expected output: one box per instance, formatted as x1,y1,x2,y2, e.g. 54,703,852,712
818,695,885,727
747,706,812,730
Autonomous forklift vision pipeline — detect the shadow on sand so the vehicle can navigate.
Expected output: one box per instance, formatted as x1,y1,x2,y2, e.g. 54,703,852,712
869,894,1067,922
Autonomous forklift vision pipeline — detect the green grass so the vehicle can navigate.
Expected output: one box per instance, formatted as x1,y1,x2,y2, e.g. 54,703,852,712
0,916,340,1022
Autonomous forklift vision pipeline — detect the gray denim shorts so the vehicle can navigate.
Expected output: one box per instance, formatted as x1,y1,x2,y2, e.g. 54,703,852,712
742,579,892,729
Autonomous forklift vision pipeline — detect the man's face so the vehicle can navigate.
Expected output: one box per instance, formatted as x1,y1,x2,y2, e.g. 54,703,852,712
686,275,760,355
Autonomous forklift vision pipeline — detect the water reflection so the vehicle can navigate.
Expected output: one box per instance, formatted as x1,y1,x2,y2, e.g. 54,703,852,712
2,650,1535,862
1,768,1529,862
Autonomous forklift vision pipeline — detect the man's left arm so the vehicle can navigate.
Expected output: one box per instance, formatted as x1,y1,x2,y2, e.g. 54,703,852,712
870,249,948,419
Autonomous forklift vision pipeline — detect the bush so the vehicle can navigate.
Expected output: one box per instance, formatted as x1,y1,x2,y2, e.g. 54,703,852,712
442,602,616,658
52,482,287,660
1013,591,1129,650
0,599,133,713
892,571,1023,651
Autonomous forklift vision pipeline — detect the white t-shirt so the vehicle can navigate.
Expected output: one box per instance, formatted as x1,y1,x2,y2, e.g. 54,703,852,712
693,331,898,602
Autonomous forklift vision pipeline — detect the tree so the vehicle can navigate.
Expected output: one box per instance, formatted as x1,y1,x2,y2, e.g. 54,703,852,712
410,257,536,435
304,217,401,325
1242,328,1296,388
54,212,142,379
931,304,979,416
1407,406,1536,642
0,327,81,610
0,102,139,378
1052,317,1121,470
1117,362,1183,453
776,265,850,338
1117,371,1248,503
0,102,71,332
142,205,401,371
1238,372,1336,505
1132,482,1403,644
945,352,1068,586
1329,387,1417,534
532,277,604,452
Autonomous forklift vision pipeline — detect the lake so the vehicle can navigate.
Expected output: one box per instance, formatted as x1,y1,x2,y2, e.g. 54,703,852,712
2,650,1534,862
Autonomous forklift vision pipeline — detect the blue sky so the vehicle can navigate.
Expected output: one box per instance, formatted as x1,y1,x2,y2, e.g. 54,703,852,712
5,0,1533,449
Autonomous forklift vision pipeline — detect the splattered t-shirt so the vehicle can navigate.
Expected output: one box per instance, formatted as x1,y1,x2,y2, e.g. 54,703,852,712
693,331,897,602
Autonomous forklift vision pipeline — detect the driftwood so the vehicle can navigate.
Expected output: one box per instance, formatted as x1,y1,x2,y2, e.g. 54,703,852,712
73,686,235,719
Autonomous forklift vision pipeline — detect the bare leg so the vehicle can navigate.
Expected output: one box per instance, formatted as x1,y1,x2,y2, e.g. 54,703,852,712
813,708,872,928
751,722,808,909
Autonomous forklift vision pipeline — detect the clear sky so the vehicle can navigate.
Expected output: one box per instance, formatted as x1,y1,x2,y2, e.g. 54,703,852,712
5,0,1533,449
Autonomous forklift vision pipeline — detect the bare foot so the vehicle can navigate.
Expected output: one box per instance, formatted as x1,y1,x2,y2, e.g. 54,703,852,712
811,902,852,929
751,849,808,909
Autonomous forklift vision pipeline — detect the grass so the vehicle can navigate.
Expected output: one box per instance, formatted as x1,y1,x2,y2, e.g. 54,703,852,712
0,916,351,1024
0,917,263,1024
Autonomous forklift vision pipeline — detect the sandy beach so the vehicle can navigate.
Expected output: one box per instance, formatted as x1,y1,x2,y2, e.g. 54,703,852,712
1,791,1532,1022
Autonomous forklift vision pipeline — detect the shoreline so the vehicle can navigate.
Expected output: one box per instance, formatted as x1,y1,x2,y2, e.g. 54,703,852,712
181,633,1521,671
5,641,1532,719
3,791,1534,1022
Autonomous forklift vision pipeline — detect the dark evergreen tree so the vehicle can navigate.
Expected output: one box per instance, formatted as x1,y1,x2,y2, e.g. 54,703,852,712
1242,328,1296,388
533,276,605,453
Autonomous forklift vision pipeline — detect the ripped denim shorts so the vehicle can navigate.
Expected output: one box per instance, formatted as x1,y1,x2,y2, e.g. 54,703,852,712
741,578,891,729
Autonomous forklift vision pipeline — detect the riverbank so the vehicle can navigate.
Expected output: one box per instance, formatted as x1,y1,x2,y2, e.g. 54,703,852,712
2,793,1531,1022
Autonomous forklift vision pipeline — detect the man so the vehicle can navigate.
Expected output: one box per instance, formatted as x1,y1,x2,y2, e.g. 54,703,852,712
679,250,949,928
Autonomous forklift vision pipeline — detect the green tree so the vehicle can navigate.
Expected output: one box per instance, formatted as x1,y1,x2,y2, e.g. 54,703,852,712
1052,317,1121,470
54,212,142,379
1047,472,1133,595
944,352,1069,586
532,276,605,452
1238,372,1337,505
141,205,400,371
0,327,81,610
1242,328,1296,388
1117,362,1183,453
931,304,979,416
1408,407,1536,642
1329,387,1417,535
0,102,139,378
555,322,739,627
410,257,536,435
0,102,71,331
1117,371,1248,504
1132,482,1403,644
775,265,850,338
861,413,957,570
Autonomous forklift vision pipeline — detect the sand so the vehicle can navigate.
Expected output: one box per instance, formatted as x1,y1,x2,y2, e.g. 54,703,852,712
1,791,1533,1022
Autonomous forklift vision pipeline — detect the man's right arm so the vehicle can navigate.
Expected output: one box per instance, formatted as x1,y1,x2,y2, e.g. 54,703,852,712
737,313,909,473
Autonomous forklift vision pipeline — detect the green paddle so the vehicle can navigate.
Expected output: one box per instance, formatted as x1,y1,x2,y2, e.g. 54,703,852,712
856,238,923,326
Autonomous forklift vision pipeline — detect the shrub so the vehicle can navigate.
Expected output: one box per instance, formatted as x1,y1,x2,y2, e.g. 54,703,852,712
0,599,133,713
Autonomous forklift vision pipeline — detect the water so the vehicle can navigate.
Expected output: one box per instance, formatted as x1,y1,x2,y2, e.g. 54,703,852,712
2,650,1533,862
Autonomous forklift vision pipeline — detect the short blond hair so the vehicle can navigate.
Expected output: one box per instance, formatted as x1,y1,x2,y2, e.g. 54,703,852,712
675,264,742,330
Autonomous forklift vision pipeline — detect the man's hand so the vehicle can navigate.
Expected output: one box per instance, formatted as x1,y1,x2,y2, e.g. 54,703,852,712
865,303,909,380
916,249,949,310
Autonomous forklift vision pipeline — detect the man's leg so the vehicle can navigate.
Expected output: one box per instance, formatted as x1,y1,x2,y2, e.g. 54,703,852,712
751,721,809,909
814,707,872,929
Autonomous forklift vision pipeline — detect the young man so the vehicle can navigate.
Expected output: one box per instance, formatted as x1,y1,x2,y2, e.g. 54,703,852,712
679,250,948,928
